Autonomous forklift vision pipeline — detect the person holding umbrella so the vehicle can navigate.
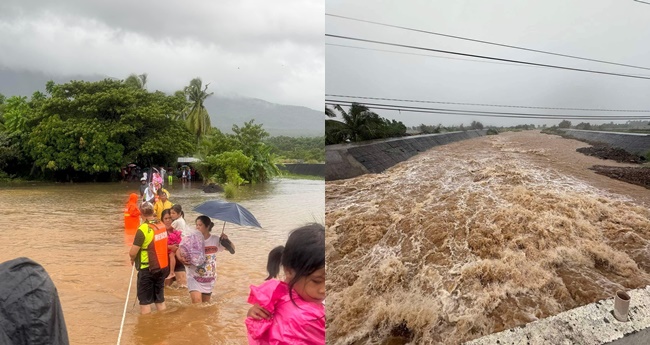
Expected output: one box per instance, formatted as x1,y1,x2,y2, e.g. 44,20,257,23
177,215,234,303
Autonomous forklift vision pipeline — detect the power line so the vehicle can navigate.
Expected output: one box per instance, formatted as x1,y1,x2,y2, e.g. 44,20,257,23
326,99,650,120
326,13,650,72
327,42,650,78
634,0,650,5
326,102,650,121
326,34,650,81
326,43,551,70
325,94,650,113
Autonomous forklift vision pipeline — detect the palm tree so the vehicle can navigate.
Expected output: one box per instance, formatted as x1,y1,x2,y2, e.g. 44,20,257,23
326,103,383,144
325,106,336,118
184,78,214,143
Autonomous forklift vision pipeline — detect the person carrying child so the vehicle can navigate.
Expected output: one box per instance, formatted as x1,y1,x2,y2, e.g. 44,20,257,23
160,209,182,282
245,223,325,344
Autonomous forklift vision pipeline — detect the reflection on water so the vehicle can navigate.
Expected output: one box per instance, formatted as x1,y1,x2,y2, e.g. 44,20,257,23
325,132,650,345
0,179,323,345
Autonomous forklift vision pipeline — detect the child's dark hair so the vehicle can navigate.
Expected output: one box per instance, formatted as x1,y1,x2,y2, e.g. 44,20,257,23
157,189,166,197
266,223,325,302
196,215,214,232
171,204,184,218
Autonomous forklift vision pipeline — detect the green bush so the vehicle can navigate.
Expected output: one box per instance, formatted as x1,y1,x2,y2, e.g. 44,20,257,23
223,183,237,199
486,128,499,135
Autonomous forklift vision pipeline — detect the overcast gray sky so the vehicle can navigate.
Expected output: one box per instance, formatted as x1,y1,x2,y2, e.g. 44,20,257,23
0,0,323,110
326,0,650,127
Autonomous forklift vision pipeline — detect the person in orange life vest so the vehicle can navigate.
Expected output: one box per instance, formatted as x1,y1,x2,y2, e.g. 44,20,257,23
153,189,173,220
128,202,169,315
124,193,141,231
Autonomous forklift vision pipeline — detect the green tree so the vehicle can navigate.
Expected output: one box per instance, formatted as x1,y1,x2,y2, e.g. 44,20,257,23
25,78,196,181
232,120,280,183
184,78,213,143
265,136,324,162
326,103,383,143
558,120,572,128
470,121,484,130
200,150,252,186
198,127,239,157
125,73,148,90
3,96,31,134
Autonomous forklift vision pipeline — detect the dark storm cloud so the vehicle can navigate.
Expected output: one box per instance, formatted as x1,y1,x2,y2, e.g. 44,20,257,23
0,0,324,109
326,0,650,126
1,0,322,50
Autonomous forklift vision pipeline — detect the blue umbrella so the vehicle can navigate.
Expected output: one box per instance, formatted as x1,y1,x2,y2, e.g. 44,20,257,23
193,200,262,229
193,200,261,255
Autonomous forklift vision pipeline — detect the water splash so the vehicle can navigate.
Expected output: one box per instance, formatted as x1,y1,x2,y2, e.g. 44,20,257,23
326,134,650,344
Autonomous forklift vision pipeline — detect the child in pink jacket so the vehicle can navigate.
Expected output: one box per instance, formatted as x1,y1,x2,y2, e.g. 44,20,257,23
245,224,325,345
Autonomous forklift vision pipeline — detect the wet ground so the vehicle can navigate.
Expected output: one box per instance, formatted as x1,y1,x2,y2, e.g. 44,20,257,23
576,145,646,164
590,166,650,190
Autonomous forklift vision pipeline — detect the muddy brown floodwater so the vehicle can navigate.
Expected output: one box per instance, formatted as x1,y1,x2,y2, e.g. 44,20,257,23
325,131,650,345
0,179,323,345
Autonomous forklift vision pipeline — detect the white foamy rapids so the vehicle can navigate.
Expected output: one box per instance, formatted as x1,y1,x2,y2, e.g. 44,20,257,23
326,134,650,344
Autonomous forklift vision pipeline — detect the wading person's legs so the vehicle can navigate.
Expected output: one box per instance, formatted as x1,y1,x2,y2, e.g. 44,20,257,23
152,267,168,311
189,290,203,303
137,270,155,314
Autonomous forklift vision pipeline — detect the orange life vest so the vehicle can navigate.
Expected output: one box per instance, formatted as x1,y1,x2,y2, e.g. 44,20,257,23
138,222,169,271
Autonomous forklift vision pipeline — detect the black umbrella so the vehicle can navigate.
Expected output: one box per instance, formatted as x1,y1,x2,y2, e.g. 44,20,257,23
192,200,262,254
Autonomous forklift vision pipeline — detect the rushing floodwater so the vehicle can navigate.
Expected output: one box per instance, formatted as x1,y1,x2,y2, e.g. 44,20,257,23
325,131,650,345
0,178,324,345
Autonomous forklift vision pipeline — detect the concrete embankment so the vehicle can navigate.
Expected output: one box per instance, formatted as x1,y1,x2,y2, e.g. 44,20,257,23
279,163,324,177
560,129,650,155
326,130,487,181
465,286,650,345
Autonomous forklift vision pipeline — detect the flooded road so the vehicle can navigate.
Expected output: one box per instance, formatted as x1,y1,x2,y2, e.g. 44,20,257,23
325,131,650,344
0,178,324,345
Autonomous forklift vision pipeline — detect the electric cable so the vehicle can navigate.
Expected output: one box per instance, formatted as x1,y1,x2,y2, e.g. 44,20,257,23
326,13,650,71
325,94,650,112
326,100,650,120
326,34,650,81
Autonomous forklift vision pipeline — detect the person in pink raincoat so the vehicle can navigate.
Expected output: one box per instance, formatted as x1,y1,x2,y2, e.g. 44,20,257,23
245,223,325,345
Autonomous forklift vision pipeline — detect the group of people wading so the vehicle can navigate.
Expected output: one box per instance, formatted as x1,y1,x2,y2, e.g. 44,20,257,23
123,189,325,344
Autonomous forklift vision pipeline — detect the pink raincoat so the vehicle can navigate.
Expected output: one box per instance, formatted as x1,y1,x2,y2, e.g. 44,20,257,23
246,280,325,345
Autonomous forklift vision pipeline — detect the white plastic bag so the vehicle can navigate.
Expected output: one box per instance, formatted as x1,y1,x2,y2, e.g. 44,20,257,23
179,230,205,266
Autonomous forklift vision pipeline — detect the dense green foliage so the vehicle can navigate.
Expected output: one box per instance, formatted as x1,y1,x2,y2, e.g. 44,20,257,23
325,103,407,145
0,79,197,181
0,77,299,183
264,136,324,162
197,120,280,185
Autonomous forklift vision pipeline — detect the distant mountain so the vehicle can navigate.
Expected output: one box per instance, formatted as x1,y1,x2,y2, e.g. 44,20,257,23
0,68,106,96
0,68,323,137
204,96,322,137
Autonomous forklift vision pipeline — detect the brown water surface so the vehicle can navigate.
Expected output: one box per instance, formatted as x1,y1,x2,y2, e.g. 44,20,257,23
325,131,650,344
0,179,324,345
